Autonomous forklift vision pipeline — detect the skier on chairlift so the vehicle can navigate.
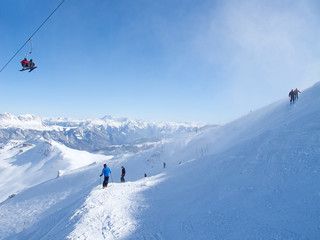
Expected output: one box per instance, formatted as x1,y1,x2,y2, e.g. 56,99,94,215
20,58,29,69
20,58,36,72
29,59,35,69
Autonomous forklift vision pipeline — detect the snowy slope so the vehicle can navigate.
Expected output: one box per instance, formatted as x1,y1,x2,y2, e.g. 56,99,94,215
1,82,320,239
0,137,112,203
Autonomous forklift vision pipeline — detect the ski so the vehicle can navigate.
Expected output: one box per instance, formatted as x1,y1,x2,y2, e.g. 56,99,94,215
20,66,37,72
29,66,37,72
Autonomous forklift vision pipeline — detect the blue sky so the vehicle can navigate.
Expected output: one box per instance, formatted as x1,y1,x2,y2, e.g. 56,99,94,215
1,0,320,124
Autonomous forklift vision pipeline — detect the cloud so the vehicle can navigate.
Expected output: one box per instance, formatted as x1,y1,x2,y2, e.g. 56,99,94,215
193,0,320,92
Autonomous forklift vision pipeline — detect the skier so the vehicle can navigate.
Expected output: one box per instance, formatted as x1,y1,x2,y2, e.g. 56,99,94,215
100,164,111,188
121,166,126,182
288,89,295,103
294,88,301,100
29,59,35,69
163,162,166,168
20,58,29,69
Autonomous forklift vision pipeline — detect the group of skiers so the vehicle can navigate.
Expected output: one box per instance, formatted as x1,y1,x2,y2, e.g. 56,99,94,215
100,161,166,188
288,88,300,103
99,164,126,188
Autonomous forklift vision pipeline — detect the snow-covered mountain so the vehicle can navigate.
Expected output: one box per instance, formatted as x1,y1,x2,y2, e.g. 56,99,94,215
0,113,208,153
1,82,320,239
0,114,206,205
0,137,113,204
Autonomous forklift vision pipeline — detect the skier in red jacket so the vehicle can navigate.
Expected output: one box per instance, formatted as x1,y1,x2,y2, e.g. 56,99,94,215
294,88,301,100
20,58,29,69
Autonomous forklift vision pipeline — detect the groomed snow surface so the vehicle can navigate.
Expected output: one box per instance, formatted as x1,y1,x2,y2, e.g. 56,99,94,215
1,82,320,239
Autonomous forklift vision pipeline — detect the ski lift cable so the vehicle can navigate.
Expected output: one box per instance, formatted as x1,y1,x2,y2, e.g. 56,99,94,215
0,0,66,73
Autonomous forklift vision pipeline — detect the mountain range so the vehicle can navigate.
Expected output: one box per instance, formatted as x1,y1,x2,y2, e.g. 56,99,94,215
0,113,209,154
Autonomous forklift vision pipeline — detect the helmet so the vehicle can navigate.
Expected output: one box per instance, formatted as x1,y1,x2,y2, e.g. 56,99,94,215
104,164,107,167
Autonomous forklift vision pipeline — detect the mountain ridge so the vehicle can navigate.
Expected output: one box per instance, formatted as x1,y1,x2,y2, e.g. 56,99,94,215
0,113,211,153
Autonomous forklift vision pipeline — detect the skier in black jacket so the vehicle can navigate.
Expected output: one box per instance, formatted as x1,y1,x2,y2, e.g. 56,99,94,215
289,89,295,103
121,166,126,182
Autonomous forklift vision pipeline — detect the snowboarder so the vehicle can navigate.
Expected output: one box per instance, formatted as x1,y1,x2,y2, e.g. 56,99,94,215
289,89,295,103
100,164,111,188
294,88,301,100
163,162,166,168
121,166,126,182
144,173,147,178
20,58,29,69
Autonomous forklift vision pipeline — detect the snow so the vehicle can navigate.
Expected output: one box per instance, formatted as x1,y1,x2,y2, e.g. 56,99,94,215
0,113,205,153
0,137,112,203
1,82,320,239
67,175,165,240
0,113,53,131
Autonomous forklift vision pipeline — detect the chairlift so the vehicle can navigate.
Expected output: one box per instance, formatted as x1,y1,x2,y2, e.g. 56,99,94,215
20,39,37,72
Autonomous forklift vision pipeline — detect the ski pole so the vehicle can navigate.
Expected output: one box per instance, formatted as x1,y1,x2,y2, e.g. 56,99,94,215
110,173,114,184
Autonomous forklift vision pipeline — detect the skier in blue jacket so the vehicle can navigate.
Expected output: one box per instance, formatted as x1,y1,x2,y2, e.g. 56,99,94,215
100,164,111,188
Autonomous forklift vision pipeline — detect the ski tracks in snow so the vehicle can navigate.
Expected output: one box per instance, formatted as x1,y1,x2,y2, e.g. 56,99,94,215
66,175,165,240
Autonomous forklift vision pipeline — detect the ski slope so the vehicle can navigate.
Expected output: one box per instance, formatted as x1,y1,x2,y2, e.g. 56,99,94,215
0,137,112,203
1,82,320,239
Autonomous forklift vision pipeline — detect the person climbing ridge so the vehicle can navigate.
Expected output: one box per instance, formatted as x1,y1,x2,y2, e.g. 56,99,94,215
100,164,111,188
289,89,295,103
294,88,301,100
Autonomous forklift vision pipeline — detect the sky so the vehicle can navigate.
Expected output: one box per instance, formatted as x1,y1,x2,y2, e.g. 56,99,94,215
1,0,320,124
